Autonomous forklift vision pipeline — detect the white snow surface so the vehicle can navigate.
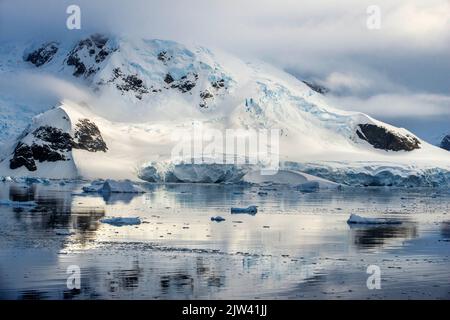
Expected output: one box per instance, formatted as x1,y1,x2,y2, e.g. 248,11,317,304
0,35,448,186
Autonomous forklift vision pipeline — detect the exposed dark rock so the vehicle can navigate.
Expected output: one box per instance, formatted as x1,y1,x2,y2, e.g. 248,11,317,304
211,79,226,90
302,80,329,95
199,90,214,108
24,42,59,67
164,73,174,84
440,135,450,151
170,73,198,93
73,119,108,152
108,68,149,100
9,143,37,171
66,34,113,77
157,51,172,63
33,126,73,151
200,90,213,99
357,124,420,151
66,54,87,77
9,121,107,171
31,144,66,162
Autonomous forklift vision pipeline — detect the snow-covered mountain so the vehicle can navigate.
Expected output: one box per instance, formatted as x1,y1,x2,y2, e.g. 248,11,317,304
0,34,449,186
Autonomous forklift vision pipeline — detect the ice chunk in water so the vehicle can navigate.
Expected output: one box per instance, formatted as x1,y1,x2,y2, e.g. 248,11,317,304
211,216,226,222
101,217,142,226
347,214,401,225
231,206,257,215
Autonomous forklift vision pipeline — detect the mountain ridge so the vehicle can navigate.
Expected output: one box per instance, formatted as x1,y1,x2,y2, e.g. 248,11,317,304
0,34,448,186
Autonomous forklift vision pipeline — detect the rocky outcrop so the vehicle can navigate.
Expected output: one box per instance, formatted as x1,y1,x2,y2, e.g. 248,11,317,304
157,51,172,63
9,120,107,171
165,72,198,93
24,42,59,67
107,68,149,100
73,119,108,152
302,80,329,95
356,124,420,151
33,126,73,151
9,143,38,171
66,34,114,77
440,135,450,151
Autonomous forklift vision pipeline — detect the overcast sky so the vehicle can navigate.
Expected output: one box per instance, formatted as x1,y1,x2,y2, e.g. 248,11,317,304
1,0,449,142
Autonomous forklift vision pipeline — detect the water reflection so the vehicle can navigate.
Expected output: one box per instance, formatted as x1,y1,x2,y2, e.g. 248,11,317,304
0,182,449,299
349,222,418,250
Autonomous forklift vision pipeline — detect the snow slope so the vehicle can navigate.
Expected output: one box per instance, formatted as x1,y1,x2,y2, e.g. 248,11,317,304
0,34,448,186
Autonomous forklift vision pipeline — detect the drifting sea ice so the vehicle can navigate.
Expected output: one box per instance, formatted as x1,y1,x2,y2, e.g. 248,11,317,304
100,217,142,226
231,206,258,215
211,216,226,222
347,214,402,225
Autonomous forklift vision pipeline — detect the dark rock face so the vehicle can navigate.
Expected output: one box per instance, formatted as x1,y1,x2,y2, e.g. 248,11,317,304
9,143,37,171
9,120,107,171
66,34,113,77
31,144,66,162
199,90,214,108
24,42,59,67
172,73,198,92
357,124,420,151
211,79,226,90
164,73,174,84
107,68,149,100
73,119,108,152
440,135,450,151
165,73,198,93
302,80,329,95
33,126,73,151
157,51,172,63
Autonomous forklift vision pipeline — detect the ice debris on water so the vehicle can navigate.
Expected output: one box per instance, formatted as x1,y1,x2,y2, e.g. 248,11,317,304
347,214,402,225
83,179,146,194
55,229,75,236
211,216,226,222
231,206,257,215
100,217,142,226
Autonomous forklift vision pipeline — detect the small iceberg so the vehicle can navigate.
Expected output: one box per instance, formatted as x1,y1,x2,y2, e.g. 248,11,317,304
100,217,142,226
211,216,226,222
347,214,402,225
0,176,13,182
83,179,146,194
55,229,75,236
231,206,257,215
0,199,37,207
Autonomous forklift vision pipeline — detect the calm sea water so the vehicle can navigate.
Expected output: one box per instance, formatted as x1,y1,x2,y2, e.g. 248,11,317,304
0,181,449,299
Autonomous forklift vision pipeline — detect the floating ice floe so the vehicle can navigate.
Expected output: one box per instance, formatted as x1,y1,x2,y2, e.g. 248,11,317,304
231,206,258,215
211,216,226,222
55,229,75,236
100,217,142,226
83,179,145,194
0,176,13,182
0,199,37,207
347,214,402,225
